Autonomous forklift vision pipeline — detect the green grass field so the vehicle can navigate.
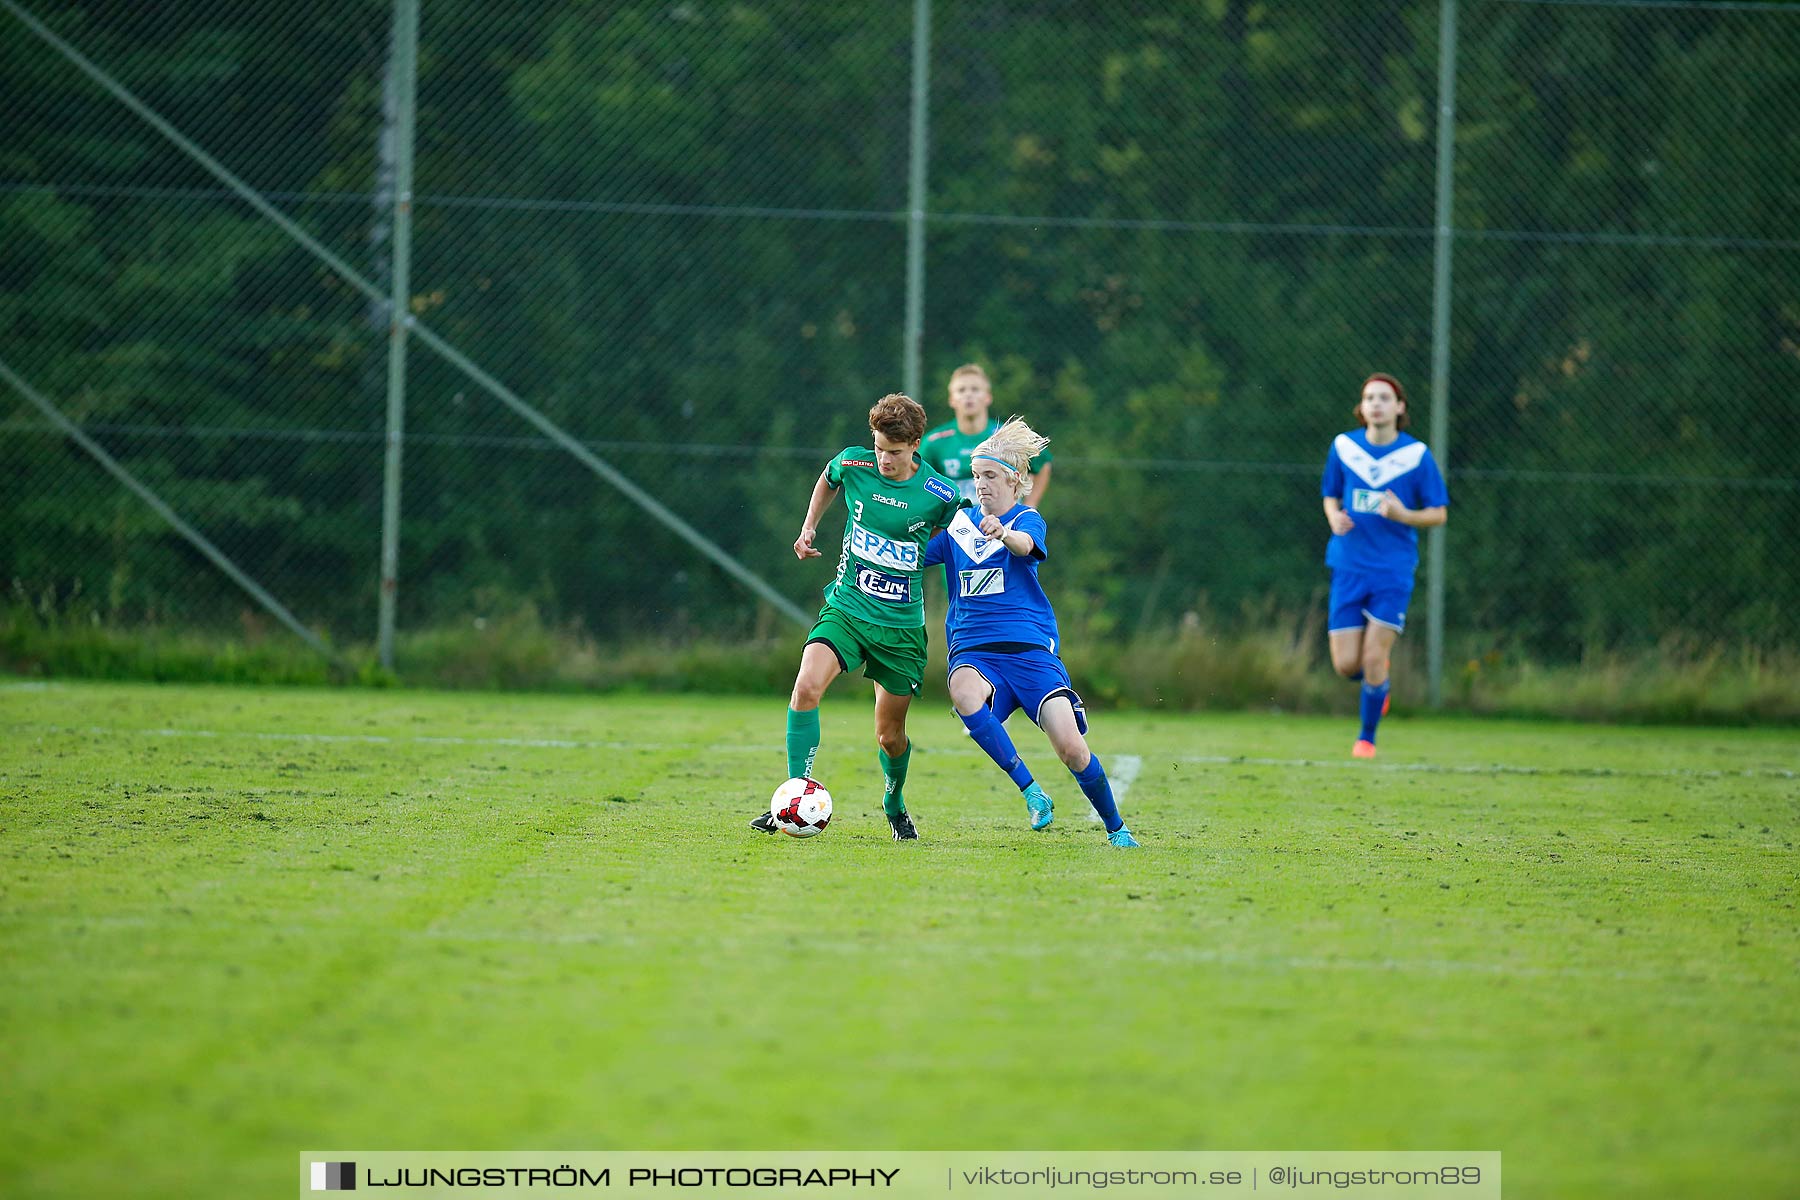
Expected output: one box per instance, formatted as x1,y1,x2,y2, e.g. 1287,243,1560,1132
3,680,1796,1199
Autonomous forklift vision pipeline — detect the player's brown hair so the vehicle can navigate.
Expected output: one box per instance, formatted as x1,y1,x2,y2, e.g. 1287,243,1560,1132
869,393,928,445
1354,372,1410,431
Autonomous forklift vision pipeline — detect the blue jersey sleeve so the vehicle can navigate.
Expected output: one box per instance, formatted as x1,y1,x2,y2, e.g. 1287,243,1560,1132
1416,449,1449,508
923,529,950,568
1321,446,1345,498
1013,509,1049,561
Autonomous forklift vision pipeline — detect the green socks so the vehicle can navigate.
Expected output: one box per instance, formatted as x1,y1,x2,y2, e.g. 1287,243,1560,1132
790,708,910,818
879,739,911,817
786,706,821,780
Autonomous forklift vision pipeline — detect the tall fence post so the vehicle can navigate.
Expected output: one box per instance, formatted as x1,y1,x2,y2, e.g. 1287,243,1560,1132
376,0,419,671
1426,0,1460,709
902,0,932,402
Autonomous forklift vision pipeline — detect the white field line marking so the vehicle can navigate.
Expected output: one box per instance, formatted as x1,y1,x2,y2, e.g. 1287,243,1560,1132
19,724,749,752
1111,753,1142,801
1172,752,1799,781
1091,752,1143,821
9,724,1797,780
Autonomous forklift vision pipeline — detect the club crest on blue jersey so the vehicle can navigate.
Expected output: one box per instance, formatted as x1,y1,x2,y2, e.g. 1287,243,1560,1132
1332,434,1429,488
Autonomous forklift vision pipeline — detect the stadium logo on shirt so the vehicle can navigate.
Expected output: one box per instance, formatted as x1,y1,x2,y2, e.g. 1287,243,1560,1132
959,567,1005,597
850,521,919,571
870,492,908,509
856,567,911,604
924,477,957,503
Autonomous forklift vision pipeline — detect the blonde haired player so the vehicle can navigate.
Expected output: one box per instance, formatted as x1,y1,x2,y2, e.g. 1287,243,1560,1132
922,417,1137,845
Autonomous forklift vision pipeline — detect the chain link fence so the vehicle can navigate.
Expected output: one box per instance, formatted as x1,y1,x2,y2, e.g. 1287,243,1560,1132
4,0,1798,690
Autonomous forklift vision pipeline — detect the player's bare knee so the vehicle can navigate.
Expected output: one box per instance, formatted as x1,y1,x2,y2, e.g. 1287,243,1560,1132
1333,658,1362,679
790,680,825,709
876,729,908,757
1361,653,1389,684
950,672,993,719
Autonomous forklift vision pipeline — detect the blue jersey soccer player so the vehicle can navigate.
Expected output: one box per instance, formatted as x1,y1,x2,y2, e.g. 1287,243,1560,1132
922,417,1138,847
1320,372,1449,759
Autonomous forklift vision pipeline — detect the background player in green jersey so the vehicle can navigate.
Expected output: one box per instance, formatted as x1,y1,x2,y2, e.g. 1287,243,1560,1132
750,393,964,840
920,363,1053,507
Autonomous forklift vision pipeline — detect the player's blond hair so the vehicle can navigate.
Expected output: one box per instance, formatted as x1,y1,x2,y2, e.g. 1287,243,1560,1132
972,416,1049,498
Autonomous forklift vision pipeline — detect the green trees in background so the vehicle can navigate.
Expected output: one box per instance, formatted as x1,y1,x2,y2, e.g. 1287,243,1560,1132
3,0,1796,655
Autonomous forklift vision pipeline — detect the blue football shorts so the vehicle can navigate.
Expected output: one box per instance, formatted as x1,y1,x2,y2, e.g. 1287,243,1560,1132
1328,567,1413,634
947,646,1088,735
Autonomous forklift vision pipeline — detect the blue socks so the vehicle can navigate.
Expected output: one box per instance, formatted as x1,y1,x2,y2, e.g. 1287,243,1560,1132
961,708,1125,835
960,707,1034,791
1074,755,1122,833
1359,681,1390,743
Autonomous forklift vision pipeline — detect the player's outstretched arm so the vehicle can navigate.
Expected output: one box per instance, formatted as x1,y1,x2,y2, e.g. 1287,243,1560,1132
978,511,1037,557
794,470,838,559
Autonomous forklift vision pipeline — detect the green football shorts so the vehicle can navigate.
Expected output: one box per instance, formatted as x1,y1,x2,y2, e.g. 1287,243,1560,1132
805,605,928,697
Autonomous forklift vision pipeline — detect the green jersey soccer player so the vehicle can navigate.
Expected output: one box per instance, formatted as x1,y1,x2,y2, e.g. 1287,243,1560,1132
750,393,965,841
920,362,1053,507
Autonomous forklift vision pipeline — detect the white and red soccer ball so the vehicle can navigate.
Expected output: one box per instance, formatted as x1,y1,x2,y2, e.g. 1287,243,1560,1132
770,777,833,838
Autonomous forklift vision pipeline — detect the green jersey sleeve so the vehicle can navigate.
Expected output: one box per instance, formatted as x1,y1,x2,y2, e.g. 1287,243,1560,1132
825,447,865,490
